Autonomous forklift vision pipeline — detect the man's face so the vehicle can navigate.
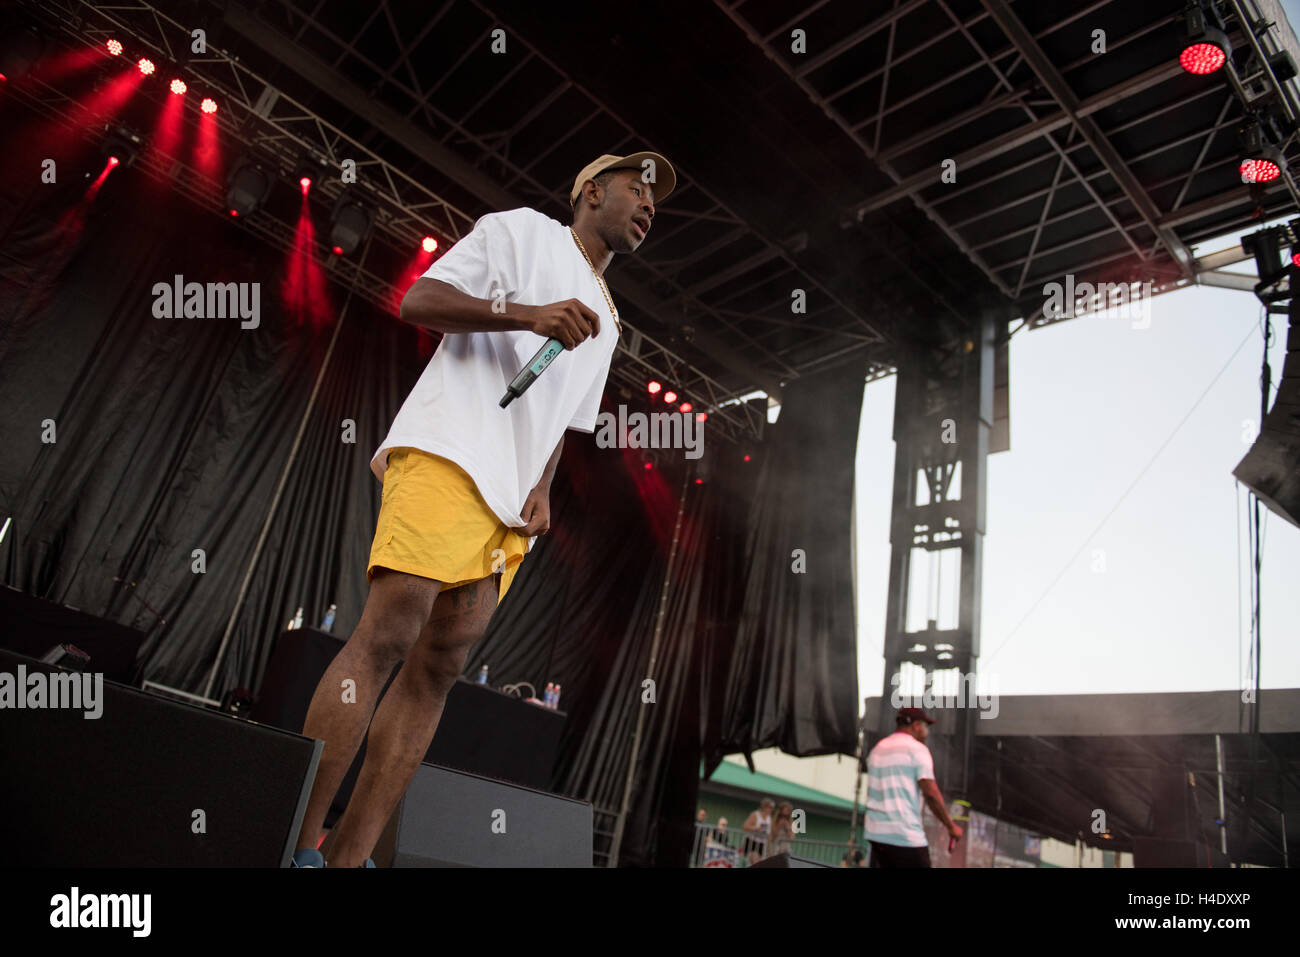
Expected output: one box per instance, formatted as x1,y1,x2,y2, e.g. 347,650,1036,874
697,809,706,822
761,800,774,815
912,720,930,742
590,168,656,253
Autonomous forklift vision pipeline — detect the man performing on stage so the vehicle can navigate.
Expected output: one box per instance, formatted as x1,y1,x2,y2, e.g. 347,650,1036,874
864,707,963,868
290,151,675,868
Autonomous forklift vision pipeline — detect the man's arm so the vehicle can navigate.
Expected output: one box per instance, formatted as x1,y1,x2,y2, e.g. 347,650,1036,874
535,435,564,491
519,436,564,536
919,779,961,837
400,278,600,349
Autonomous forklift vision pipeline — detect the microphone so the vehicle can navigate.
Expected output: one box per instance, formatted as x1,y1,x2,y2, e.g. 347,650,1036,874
500,337,565,408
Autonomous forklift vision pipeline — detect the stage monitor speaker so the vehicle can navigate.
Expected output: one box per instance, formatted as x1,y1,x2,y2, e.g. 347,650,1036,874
1132,837,1229,868
0,586,144,683
749,852,834,868
1233,300,1300,529
252,627,564,827
0,649,320,866
372,762,591,867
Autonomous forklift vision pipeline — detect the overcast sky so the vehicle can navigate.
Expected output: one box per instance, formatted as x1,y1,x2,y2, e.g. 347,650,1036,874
854,239,1299,700
854,3,1300,701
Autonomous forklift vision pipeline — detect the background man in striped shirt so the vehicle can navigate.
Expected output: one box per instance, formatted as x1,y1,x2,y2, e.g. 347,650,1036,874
864,707,963,867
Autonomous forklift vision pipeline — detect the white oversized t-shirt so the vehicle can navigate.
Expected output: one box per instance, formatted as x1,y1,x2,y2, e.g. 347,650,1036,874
864,730,935,848
370,207,617,530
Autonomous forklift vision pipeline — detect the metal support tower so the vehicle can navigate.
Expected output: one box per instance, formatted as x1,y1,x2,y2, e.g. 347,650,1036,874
877,311,997,801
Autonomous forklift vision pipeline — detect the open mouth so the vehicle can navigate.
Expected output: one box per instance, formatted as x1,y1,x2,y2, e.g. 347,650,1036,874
631,218,649,239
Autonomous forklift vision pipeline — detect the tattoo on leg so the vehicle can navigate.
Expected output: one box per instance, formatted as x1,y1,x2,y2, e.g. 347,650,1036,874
431,577,496,625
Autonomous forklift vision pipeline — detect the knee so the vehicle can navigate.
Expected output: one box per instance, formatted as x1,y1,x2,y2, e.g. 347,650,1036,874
413,643,471,692
357,593,435,664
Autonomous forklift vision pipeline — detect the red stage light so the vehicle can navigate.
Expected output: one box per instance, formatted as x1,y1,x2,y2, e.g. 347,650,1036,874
137,58,155,76
663,391,677,404
106,39,123,57
332,245,344,255
1292,251,1300,267
696,412,707,422
107,155,120,167
679,402,692,413
169,78,186,95
0,74,7,83
744,454,750,462
200,97,217,114
1240,158,1281,184
229,209,239,216
694,478,703,484
422,236,438,253
647,381,661,394
1180,42,1226,75
299,176,312,195
644,462,653,470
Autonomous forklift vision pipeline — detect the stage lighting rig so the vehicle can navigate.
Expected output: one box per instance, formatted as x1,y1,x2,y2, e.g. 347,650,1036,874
1239,119,1288,184
329,194,373,256
292,155,329,197
100,127,141,168
1240,218,1300,303
1180,1,1232,75
226,158,274,217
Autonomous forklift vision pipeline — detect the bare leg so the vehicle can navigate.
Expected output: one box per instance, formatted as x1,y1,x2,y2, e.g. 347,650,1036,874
324,574,498,868
293,569,441,853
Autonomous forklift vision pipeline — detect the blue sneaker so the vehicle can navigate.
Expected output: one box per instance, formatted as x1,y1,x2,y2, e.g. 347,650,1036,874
291,848,325,868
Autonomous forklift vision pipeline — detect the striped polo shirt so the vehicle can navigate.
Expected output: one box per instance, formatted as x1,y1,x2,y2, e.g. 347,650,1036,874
864,730,935,848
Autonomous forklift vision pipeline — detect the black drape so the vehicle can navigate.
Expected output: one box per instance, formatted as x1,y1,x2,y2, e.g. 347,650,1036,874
0,125,416,698
1,90,863,866
472,428,758,865
706,366,865,771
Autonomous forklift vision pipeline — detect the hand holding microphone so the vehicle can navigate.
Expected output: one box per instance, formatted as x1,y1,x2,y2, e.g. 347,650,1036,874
500,299,602,408
528,298,601,349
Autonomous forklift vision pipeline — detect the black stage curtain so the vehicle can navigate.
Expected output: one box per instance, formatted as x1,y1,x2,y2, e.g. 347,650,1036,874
473,433,757,865
0,125,416,697
0,93,862,866
706,366,865,773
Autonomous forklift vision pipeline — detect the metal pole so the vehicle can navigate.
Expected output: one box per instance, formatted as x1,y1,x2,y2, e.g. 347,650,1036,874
608,460,692,867
850,714,865,847
202,275,359,699
1216,733,1229,857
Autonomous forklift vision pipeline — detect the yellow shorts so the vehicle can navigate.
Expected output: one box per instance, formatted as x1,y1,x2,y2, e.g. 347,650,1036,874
367,447,529,605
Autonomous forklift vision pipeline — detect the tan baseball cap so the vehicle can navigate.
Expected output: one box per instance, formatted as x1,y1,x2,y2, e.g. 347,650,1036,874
569,152,676,207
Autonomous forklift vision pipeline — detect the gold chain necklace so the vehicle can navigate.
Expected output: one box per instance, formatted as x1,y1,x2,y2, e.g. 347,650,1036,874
570,227,621,336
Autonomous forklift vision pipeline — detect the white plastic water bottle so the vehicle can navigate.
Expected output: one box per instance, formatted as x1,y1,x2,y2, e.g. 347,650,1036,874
291,607,303,629
476,665,489,685
320,604,336,632
552,683,562,710
544,682,555,707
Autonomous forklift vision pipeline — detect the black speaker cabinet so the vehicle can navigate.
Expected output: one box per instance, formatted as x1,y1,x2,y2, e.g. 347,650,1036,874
0,649,320,866
372,762,592,867
252,627,565,826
